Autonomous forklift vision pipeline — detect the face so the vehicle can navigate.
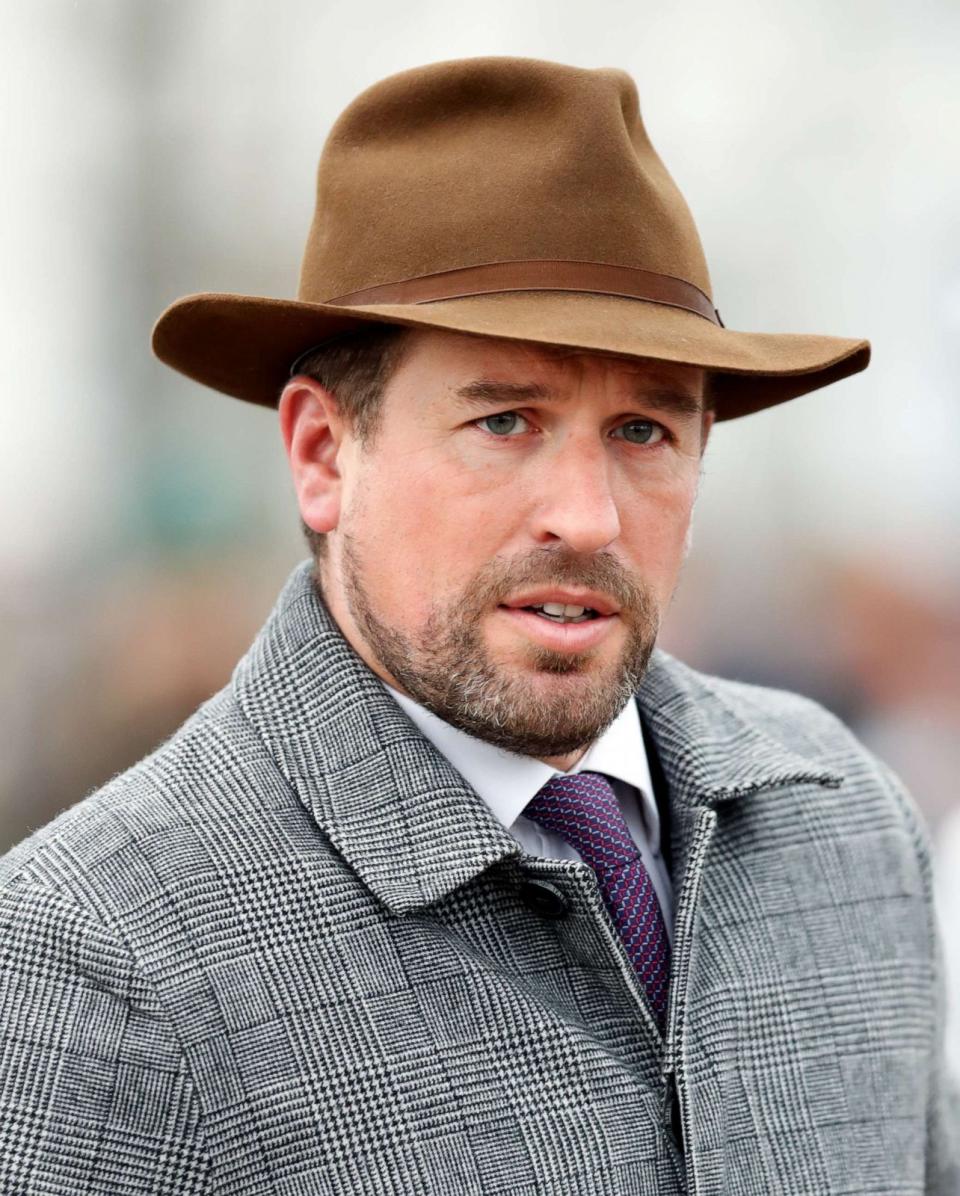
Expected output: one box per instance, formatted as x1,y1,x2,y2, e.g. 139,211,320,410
281,328,713,768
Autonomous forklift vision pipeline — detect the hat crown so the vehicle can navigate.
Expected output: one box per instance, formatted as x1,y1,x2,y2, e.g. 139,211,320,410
298,57,712,304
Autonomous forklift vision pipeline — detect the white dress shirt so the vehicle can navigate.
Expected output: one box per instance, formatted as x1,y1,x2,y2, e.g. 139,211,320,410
382,682,675,940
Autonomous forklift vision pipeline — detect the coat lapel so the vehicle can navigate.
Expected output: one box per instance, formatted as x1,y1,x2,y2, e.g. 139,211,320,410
634,651,844,895
233,561,844,914
231,561,521,915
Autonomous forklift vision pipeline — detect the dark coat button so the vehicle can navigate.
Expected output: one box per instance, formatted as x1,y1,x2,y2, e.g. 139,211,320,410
518,878,569,920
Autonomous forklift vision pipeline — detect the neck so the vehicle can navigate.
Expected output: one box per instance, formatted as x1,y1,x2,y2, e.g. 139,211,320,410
537,745,591,772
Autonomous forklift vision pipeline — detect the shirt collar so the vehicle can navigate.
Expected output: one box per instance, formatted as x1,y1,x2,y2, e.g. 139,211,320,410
384,682,660,849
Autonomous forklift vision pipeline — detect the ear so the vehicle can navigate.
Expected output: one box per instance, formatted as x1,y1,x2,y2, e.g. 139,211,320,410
278,375,349,537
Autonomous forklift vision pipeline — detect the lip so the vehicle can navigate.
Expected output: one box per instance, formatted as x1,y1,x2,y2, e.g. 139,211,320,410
500,588,620,617
496,605,620,653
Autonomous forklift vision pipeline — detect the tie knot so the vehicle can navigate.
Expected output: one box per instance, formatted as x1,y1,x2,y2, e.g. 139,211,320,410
524,771,638,871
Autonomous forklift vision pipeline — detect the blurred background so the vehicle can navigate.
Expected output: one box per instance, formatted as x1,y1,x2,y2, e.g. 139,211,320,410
2,0,958,1059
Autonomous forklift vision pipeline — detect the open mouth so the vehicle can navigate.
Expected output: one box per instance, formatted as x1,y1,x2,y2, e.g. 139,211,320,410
494,601,618,654
512,603,601,624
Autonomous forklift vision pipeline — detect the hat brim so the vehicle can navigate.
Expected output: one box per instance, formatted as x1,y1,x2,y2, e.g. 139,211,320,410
151,290,870,421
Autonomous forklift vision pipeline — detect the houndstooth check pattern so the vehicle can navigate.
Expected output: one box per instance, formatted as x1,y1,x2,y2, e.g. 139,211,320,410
525,772,671,1031
1,559,958,1194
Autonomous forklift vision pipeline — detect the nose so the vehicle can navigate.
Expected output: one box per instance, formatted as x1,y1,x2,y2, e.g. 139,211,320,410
528,437,622,553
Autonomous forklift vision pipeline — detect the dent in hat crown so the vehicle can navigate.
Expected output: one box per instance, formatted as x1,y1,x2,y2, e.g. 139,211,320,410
298,57,713,305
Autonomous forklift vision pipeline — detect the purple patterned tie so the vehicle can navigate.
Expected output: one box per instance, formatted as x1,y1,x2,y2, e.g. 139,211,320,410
524,771,671,1032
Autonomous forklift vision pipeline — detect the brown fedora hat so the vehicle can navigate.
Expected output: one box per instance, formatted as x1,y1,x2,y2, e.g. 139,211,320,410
152,57,870,420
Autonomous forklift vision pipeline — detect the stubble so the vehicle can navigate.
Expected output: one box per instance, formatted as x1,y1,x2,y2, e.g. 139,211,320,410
331,534,661,758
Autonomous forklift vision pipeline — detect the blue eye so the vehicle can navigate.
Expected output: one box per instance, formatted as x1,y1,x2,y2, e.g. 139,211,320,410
613,420,664,445
479,412,528,436
475,413,665,443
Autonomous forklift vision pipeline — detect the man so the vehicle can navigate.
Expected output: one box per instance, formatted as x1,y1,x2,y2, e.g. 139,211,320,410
1,56,956,1195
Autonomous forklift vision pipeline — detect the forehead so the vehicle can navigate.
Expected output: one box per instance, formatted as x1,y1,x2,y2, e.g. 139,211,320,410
387,328,705,403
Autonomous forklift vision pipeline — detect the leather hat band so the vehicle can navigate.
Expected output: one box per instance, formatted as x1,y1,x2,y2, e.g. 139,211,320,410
325,260,723,326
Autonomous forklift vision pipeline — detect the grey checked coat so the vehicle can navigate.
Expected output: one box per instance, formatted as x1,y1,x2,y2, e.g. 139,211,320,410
2,560,958,1194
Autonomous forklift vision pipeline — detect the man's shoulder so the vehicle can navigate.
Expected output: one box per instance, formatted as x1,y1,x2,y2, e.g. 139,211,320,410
650,649,932,866
0,680,295,916
688,656,857,748
652,648,875,768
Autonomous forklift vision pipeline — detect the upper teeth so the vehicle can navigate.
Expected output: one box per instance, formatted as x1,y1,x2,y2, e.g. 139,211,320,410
538,603,588,617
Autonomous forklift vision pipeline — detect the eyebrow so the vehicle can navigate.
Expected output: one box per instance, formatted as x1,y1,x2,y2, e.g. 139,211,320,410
452,379,703,418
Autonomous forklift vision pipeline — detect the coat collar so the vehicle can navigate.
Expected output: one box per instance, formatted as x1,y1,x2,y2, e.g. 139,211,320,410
232,561,843,915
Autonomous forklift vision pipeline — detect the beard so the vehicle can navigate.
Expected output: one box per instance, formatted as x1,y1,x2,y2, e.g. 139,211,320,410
331,534,661,759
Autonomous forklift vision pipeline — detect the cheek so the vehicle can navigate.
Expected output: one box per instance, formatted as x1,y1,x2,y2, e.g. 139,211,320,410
616,474,699,570
341,449,500,616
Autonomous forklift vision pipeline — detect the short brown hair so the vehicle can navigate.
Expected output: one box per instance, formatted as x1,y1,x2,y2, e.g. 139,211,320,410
290,323,411,561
